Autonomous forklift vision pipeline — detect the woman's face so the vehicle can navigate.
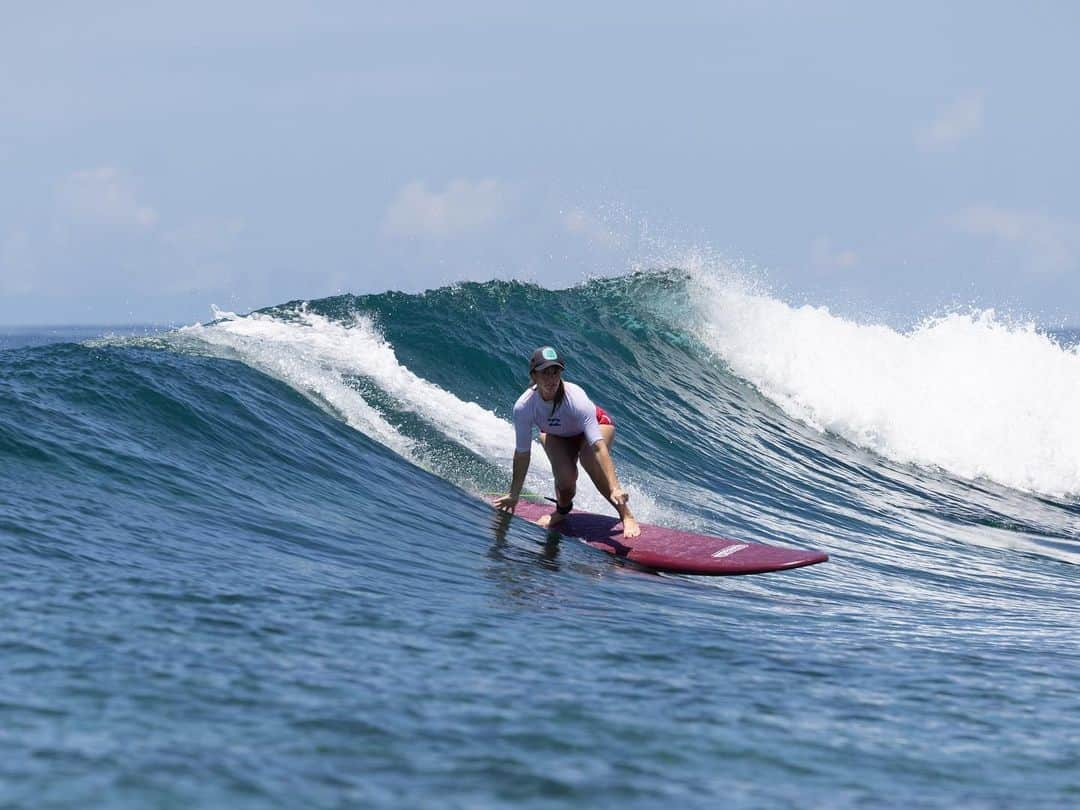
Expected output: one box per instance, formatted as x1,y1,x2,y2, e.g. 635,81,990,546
532,366,562,400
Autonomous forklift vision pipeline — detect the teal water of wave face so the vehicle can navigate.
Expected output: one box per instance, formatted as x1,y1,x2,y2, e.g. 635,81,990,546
1,275,1077,808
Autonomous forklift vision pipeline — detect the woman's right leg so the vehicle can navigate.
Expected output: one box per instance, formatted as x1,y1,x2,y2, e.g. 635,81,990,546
538,432,581,526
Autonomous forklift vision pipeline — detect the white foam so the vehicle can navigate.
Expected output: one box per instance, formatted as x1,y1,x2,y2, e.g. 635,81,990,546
687,272,1080,497
179,307,650,516
180,309,416,458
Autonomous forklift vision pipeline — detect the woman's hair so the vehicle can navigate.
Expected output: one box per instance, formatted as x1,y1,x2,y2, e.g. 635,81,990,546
550,380,565,417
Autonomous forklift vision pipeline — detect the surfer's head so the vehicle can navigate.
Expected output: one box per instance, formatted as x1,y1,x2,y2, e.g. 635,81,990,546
529,346,565,405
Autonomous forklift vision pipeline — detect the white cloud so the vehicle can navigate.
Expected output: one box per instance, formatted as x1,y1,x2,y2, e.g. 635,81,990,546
162,216,244,252
563,208,591,235
561,207,624,249
810,237,858,271
57,167,158,228
160,217,246,294
382,179,502,238
916,92,985,150
949,204,1080,275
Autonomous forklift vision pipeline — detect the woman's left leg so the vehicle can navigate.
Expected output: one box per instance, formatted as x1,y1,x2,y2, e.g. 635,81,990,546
578,424,616,499
580,424,640,536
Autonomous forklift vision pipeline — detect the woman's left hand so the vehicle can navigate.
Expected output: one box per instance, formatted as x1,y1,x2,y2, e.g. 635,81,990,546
609,488,630,508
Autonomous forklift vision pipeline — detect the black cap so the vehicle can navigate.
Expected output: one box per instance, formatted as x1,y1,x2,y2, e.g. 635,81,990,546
530,346,565,373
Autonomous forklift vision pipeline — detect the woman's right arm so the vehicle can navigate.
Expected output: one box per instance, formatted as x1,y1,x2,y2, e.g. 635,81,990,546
495,451,531,512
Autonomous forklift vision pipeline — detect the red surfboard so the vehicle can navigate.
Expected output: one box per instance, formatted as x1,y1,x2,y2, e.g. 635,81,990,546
501,499,828,576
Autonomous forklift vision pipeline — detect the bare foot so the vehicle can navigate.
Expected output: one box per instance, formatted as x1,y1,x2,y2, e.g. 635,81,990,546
621,515,641,539
536,511,566,530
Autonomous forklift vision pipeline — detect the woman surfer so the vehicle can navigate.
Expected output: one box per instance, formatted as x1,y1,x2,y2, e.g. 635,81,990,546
494,346,641,538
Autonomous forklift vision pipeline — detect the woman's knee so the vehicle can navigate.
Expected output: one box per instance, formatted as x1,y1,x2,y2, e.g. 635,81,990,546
554,464,578,488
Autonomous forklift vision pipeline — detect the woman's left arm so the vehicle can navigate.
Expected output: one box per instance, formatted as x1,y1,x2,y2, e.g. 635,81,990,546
591,440,629,507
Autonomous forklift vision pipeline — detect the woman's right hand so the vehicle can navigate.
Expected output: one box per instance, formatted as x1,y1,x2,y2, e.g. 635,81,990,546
493,493,519,513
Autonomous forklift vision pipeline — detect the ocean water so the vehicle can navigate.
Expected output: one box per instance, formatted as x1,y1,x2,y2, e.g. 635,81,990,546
1,270,1077,808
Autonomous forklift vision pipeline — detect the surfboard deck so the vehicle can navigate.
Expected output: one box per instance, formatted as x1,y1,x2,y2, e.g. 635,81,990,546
498,498,828,575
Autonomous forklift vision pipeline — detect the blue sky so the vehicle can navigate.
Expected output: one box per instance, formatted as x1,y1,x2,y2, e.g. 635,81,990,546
2,1,1079,326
